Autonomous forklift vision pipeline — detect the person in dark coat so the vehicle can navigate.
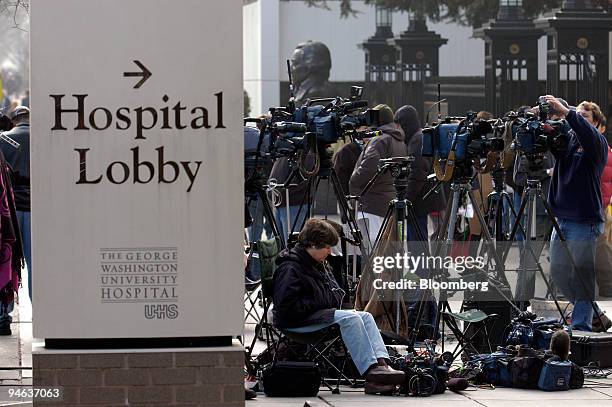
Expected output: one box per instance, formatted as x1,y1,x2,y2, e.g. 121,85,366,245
546,97,608,331
333,140,362,199
0,106,30,301
393,105,446,240
349,105,408,247
272,218,405,394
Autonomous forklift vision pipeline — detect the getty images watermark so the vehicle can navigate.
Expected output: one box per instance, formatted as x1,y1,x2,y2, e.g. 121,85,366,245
370,253,490,292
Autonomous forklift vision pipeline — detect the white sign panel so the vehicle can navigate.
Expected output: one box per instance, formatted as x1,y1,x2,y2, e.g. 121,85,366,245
31,0,244,339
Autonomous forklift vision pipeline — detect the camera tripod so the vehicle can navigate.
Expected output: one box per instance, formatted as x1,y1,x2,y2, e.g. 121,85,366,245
421,163,521,356
357,157,431,336
483,168,523,243
245,182,284,248
270,142,364,287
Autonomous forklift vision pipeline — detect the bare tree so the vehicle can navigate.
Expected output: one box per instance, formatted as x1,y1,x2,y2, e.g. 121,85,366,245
0,0,28,30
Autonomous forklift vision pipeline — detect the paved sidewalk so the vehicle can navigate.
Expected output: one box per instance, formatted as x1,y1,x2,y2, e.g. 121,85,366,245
0,282,32,406
248,380,612,407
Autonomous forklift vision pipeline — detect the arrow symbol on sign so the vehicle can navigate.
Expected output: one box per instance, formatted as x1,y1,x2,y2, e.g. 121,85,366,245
124,60,152,89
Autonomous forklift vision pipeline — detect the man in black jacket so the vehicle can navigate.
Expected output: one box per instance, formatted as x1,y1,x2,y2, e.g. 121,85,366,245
273,218,404,394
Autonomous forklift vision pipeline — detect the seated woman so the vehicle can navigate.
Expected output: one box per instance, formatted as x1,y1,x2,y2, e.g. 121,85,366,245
272,218,405,394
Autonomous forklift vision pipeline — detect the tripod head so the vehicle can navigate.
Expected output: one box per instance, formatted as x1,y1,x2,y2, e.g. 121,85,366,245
379,157,415,200
490,167,506,194
524,153,551,182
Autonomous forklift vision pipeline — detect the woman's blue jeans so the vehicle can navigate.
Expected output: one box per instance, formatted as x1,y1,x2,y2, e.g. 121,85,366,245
550,219,604,331
287,310,389,375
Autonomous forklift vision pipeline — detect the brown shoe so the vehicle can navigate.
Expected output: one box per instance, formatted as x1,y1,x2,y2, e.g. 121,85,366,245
365,365,405,385
364,381,396,395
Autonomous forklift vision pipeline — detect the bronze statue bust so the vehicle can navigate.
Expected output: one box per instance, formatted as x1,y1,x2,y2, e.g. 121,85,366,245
290,41,335,103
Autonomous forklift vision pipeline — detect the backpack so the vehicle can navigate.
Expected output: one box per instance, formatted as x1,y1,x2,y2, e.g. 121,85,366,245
510,347,544,389
249,237,281,295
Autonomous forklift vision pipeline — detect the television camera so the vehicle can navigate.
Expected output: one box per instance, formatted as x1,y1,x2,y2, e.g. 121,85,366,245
421,112,505,181
510,98,569,156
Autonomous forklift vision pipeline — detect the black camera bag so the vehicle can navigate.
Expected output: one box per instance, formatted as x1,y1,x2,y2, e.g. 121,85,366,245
262,361,321,397
511,355,544,389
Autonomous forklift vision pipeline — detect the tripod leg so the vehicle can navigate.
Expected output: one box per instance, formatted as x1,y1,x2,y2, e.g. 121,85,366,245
502,189,530,265
369,204,399,333
257,188,284,248
468,190,518,309
516,191,537,309
330,170,362,248
396,210,407,335
329,169,362,295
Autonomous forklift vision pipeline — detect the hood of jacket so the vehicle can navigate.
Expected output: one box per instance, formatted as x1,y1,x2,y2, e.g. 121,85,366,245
377,122,405,143
395,105,421,143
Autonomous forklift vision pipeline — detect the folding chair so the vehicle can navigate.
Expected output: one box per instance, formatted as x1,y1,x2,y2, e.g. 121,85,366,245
441,308,499,362
245,237,282,361
279,325,360,394
244,277,262,325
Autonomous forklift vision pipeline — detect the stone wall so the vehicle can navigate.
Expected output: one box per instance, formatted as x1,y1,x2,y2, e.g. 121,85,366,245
33,345,244,406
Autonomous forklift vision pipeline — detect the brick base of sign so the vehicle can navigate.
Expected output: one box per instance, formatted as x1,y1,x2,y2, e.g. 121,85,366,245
32,343,245,406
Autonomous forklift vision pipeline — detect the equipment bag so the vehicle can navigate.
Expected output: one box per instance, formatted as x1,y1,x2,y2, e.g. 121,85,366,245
533,321,571,350
570,330,612,368
262,361,321,397
511,352,544,389
538,359,571,391
467,352,513,387
569,362,584,389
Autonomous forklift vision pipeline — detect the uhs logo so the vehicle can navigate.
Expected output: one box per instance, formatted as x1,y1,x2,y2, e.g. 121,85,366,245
144,304,179,319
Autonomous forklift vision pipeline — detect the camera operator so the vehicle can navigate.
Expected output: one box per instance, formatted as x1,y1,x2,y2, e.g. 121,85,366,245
349,104,408,247
394,105,446,238
544,96,608,331
272,218,405,394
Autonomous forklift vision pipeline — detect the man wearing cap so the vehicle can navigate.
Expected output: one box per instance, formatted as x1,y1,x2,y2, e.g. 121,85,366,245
0,106,31,302
349,104,408,247
544,96,608,331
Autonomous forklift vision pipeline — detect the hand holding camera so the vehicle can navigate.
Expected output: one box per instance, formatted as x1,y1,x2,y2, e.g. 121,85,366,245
540,95,570,118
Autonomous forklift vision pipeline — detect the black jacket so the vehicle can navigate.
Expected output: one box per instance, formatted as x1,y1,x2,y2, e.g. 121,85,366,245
272,245,345,329
333,141,362,197
0,123,30,211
